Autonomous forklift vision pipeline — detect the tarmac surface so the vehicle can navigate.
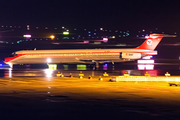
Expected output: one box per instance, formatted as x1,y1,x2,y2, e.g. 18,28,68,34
0,76,180,120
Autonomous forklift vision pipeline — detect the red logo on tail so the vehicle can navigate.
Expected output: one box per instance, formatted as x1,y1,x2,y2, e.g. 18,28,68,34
136,34,163,50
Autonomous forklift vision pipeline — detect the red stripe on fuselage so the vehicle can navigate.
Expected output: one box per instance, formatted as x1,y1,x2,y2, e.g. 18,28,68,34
4,54,24,63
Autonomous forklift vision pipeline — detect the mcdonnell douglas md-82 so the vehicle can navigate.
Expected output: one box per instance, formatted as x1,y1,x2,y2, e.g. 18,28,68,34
4,34,176,68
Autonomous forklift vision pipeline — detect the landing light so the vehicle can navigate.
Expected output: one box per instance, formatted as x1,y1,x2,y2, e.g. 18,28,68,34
47,58,51,63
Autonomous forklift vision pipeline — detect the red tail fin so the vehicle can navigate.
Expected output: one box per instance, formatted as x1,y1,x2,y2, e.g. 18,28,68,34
136,34,163,50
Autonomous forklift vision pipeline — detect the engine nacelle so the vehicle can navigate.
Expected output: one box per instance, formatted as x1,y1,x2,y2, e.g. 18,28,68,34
120,53,142,59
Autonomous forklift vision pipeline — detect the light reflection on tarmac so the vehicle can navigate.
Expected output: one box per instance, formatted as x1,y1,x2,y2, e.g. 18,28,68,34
0,63,180,119
1,61,180,77
0,73,179,119
1,68,159,77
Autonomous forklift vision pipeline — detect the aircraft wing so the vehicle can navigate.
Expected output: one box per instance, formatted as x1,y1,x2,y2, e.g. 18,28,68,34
79,59,132,63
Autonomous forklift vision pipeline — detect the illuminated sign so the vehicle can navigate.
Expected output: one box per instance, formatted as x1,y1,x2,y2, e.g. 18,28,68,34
138,65,154,70
23,35,31,38
138,60,154,64
77,65,87,70
63,31,69,35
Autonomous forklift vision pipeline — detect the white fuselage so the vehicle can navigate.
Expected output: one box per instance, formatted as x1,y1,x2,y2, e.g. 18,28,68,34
5,48,157,64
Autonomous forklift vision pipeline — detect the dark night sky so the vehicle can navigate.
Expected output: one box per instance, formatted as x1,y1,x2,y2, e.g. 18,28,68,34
0,0,179,60
0,0,179,32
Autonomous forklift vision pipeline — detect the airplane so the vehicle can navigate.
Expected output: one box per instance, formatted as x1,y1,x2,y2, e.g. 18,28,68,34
4,33,176,68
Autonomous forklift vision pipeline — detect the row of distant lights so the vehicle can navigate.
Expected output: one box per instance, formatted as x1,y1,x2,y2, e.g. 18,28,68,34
0,36,122,44
0,25,130,37
1,25,129,33
137,29,177,36
1,25,177,35
136,34,150,37
0,34,128,44
136,32,177,37
0,32,129,44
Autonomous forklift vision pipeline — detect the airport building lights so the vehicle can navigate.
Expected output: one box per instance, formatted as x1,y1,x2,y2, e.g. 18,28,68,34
63,31,69,35
103,38,108,42
23,34,31,38
50,35,55,39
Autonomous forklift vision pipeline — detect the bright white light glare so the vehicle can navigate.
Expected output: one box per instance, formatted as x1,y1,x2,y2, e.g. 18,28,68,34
23,35,31,38
138,60,154,64
9,68,12,77
103,38,108,41
100,28,103,30
50,35,55,39
44,69,53,77
138,65,154,70
8,63,13,68
63,31,69,35
47,58,51,63
145,36,149,39
103,38,108,42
